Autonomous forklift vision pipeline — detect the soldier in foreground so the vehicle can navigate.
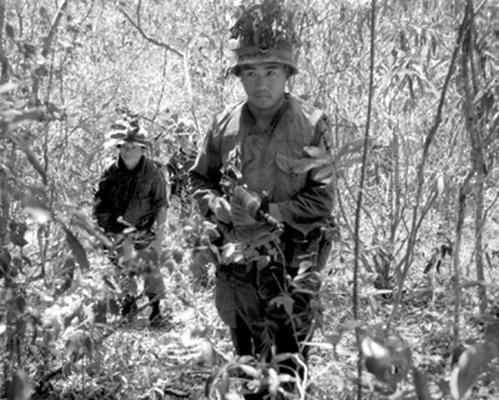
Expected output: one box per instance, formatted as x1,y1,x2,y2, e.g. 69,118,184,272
189,1,335,398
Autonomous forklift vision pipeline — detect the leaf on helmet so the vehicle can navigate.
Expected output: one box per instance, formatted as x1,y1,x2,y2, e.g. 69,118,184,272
110,122,128,130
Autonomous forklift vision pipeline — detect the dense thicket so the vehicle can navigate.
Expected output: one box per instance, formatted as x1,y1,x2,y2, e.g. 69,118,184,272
1,0,498,399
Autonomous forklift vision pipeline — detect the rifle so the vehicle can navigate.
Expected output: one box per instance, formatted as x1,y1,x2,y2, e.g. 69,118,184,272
220,165,284,231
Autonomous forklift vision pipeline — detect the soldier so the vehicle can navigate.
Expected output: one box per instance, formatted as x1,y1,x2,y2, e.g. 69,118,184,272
94,116,168,327
189,1,335,398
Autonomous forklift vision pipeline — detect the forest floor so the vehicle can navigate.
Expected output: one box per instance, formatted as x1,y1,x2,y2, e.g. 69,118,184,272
36,251,499,400
20,207,499,400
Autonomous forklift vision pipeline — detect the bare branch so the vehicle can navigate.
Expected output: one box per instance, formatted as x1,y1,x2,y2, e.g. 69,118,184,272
0,0,10,83
118,7,184,58
31,0,70,104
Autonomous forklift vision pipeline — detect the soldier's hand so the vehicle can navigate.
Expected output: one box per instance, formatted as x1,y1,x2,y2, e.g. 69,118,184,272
230,185,261,226
209,196,232,224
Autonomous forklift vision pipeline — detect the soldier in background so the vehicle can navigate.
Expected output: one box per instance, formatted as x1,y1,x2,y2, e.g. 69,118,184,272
94,116,168,327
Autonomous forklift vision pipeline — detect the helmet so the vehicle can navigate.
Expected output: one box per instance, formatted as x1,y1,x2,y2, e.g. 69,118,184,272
106,119,150,148
229,1,299,76
230,43,298,77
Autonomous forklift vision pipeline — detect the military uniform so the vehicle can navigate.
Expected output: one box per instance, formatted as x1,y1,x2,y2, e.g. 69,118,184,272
190,94,334,373
94,155,168,299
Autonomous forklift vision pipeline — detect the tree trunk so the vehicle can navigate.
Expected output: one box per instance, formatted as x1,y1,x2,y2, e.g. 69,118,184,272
461,0,488,314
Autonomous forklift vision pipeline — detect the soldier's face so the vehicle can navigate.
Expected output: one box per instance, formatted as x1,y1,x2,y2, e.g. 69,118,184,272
240,63,287,112
118,142,144,170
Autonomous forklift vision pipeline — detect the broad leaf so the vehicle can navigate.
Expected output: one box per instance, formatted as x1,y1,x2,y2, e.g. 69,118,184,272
0,82,18,94
361,336,392,383
269,295,294,316
413,367,433,400
199,340,217,366
9,370,32,400
65,228,90,271
449,343,491,400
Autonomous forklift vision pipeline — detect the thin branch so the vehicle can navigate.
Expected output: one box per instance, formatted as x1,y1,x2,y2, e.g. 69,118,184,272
118,3,201,136
0,0,10,84
151,48,169,123
385,8,466,331
30,0,69,105
118,6,183,58
353,1,376,399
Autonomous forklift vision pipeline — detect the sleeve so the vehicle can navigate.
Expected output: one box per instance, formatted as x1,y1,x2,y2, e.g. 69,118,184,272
188,119,224,218
269,116,335,236
93,170,113,231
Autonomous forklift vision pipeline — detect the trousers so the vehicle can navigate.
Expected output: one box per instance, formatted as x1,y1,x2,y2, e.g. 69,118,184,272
106,230,165,298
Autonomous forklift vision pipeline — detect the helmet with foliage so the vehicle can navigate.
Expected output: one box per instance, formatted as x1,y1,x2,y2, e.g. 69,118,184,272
229,0,299,77
106,109,150,149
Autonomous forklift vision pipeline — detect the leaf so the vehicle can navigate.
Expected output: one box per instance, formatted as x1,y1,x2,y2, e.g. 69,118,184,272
0,249,11,277
8,370,32,400
338,319,363,332
172,248,184,263
221,242,236,260
238,364,260,378
65,228,89,271
449,343,492,400
314,165,335,184
9,221,28,248
255,255,270,270
412,367,433,400
304,145,331,159
361,336,392,384
22,194,51,224
198,340,217,367
297,260,312,275
0,82,18,94
269,295,294,316
5,23,15,39
218,371,230,397
108,298,120,315
326,332,343,347
39,6,49,19
436,175,445,197
65,330,92,359
224,392,243,400
335,138,367,159
11,109,44,123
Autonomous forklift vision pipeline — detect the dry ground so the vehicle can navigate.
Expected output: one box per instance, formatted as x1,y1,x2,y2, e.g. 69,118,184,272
33,243,498,400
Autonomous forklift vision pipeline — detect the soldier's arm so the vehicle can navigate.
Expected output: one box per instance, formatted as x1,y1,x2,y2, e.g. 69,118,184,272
189,124,225,218
93,170,113,230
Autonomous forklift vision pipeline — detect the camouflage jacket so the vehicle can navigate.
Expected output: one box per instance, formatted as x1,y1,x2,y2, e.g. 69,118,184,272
190,94,334,242
94,156,168,234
